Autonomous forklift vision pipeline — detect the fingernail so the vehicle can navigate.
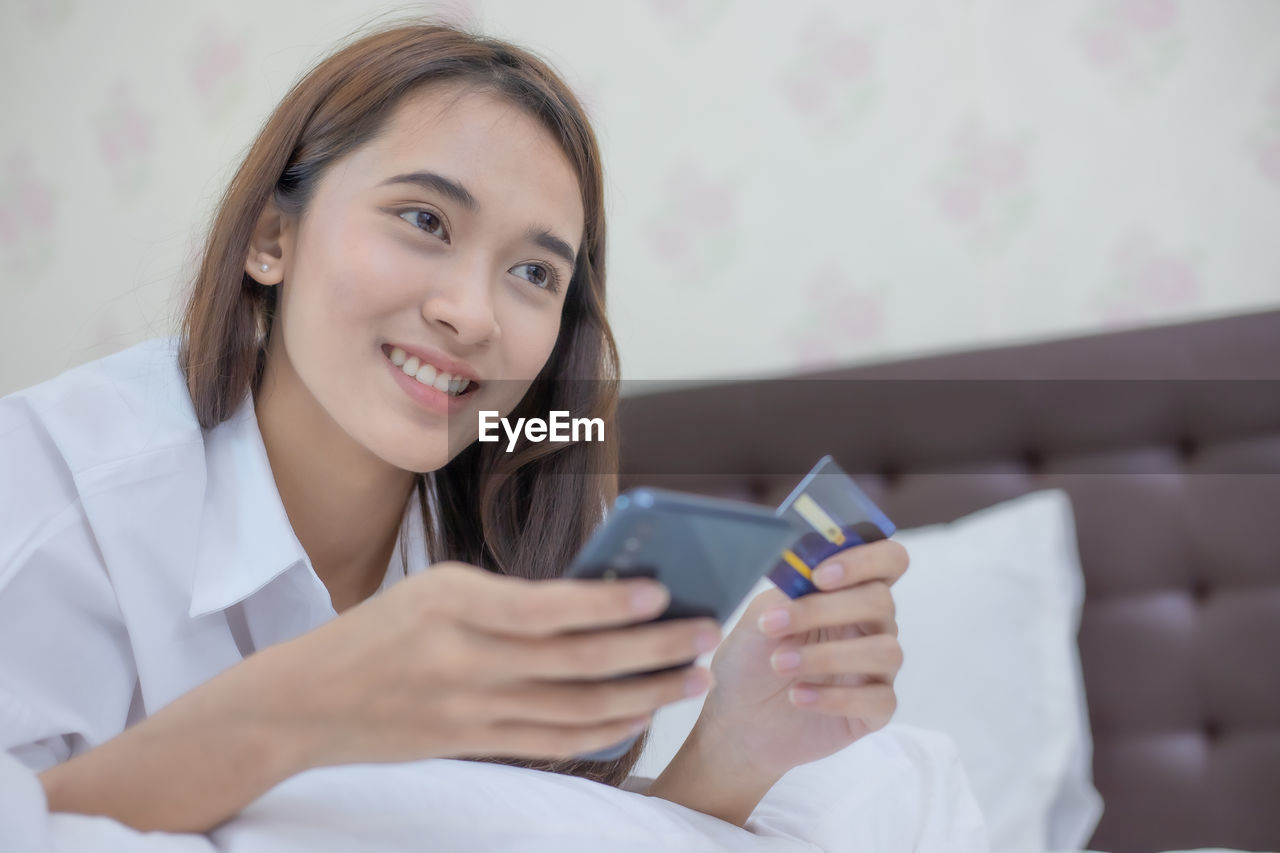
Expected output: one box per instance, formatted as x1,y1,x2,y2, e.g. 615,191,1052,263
771,649,802,673
757,608,790,634
684,671,710,697
630,583,667,614
814,563,843,586
790,685,819,706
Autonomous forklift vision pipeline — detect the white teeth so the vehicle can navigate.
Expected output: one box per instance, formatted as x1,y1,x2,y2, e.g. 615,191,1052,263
388,346,472,395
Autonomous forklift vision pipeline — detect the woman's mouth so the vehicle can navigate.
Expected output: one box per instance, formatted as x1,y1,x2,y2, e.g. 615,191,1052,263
383,345,479,398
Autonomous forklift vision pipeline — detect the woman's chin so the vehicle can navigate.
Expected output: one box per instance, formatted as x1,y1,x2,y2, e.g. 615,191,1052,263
366,433,452,476
399,435,481,474
403,448,455,475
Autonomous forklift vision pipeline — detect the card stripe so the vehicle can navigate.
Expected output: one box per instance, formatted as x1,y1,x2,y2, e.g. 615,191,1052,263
781,549,814,580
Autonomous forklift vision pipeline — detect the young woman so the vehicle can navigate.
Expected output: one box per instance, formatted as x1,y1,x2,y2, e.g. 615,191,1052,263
0,20,907,837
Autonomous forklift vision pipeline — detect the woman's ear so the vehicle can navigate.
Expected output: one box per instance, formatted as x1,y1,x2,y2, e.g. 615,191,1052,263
245,200,290,286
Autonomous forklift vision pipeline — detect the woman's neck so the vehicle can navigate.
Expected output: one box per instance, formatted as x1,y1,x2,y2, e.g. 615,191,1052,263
253,349,417,613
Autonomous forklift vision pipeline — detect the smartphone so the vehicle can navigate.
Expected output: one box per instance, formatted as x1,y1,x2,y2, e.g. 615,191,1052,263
565,487,795,759
566,488,796,622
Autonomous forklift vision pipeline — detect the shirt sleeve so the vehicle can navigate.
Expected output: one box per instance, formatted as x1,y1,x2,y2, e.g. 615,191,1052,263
0,396,139,773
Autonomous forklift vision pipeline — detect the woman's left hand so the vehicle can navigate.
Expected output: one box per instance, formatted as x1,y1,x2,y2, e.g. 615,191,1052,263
697,539,908,778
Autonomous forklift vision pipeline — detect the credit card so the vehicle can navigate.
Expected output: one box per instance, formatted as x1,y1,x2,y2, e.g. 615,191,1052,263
768,455,896,598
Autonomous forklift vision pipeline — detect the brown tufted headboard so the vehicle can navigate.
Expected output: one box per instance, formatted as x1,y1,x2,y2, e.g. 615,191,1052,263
616,308,1280,853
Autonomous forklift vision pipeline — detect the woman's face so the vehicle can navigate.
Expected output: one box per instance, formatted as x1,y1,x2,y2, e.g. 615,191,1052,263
250,84,585,473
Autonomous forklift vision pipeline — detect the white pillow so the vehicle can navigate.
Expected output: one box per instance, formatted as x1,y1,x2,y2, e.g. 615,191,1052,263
635,489,1101,853
888,489,1101,852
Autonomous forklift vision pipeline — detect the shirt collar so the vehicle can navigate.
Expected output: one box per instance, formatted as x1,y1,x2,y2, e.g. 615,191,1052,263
188,390,428,619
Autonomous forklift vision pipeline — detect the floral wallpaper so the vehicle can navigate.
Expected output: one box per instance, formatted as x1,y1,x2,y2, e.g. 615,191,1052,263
2,0,1278,394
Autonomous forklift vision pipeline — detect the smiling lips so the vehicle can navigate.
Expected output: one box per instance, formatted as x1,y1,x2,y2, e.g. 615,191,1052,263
385,345,476,396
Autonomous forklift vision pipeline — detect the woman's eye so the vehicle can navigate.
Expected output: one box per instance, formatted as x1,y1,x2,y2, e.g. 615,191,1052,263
511,262,557,291
399,209,448,242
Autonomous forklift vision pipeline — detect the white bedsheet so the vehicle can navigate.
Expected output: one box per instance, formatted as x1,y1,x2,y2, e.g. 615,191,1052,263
2,723,987,852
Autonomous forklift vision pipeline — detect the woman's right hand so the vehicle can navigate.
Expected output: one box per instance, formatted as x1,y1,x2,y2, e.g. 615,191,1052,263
259,561,720,771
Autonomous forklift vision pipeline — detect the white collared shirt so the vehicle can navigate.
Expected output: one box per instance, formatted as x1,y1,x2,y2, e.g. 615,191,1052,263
0,337,429,773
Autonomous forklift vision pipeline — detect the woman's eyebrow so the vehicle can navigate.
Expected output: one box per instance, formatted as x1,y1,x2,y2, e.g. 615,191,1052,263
380,170,578,269
528,228,577,270
380,170,476,210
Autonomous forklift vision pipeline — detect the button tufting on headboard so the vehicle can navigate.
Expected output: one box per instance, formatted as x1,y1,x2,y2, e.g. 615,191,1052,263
618,309,1280,853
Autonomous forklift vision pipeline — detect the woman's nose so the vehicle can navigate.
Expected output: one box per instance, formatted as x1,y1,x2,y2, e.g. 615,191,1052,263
421,261,500,345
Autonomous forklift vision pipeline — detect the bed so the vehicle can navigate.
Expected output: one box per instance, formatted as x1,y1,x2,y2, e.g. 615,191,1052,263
4,310,1277,853
616,307,1280,853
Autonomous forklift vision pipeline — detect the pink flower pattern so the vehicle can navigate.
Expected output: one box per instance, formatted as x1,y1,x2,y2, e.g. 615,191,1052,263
189,22,245,102
780,13,876,131
647,163,738,279
96,83,153,174
788,270,886,369
649,0,689,17
1253,75,1280,187
1099,232,1201,325
89,83,155,199
2,0,1275,381
932,117,1033,249
0,152,57,248
22,0,73,33
647,0,730,31
1077,0,1182,92
0,151,59,281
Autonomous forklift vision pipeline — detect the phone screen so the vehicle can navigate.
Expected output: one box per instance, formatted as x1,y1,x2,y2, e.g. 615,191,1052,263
567,489,795,623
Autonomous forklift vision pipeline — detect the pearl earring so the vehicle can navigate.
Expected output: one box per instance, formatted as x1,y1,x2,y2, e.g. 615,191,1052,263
261,264,269,272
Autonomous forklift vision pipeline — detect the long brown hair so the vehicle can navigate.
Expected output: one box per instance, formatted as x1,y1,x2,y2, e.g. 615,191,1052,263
178,17,642,784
